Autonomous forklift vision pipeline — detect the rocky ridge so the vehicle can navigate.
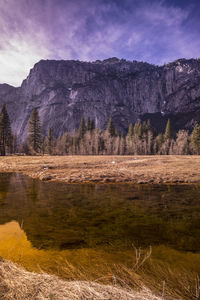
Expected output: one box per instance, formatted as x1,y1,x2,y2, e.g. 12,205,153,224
0,57,200,140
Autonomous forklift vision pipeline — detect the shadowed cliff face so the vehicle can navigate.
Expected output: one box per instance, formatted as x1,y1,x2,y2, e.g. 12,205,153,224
0,57,200,140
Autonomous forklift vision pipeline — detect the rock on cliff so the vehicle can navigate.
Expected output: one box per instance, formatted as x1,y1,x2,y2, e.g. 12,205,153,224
0,57,200,140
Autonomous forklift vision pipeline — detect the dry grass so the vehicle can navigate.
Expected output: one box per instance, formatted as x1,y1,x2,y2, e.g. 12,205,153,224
1,222,199,299
0,155,200,184
0,258,162,300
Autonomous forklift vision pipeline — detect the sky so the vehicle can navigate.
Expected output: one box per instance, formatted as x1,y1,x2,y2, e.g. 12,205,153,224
0,0,200,86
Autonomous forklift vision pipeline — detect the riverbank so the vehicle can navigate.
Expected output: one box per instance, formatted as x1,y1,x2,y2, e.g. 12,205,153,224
0,258,161,300
0,155,200,184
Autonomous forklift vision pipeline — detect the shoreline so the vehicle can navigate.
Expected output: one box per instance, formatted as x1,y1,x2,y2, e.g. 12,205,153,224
0,155,200,184
0,258,162,300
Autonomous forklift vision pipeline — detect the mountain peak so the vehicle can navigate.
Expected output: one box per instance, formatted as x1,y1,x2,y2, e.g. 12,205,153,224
0,57,200,140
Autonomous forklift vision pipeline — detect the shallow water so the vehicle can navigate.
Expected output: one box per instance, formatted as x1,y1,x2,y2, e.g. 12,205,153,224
1,173,200,298
0,172,200,252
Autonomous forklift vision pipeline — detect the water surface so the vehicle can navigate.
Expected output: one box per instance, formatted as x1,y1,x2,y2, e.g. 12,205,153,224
0,173,200,299
0,173,200,252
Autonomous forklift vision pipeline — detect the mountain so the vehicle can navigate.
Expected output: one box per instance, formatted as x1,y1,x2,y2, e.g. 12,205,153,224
0,57,200,140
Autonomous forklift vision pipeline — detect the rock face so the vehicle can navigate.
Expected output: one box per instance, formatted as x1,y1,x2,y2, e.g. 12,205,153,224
1,57,200,140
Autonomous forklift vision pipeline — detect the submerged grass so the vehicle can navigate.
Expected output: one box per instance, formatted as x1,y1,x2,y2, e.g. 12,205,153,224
0,222,200,299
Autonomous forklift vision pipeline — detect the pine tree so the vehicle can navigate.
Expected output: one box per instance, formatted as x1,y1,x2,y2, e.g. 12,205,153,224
72,136,79,154
142,121,148,134
47,128,53,155
11,134,18,154
65,132,71,155
115,128,119,136
107,117,115,136
157,133,164,148
147,130,154,154
147,120,151,131
27,108,42,154
191,124,200,154
86,117,91,131
0,104,12,156
164,119,173,140
134,121,142,139
175,130,190,155
90,119,95,131
127,123,134,139
78,117,86,138
120,132,126,155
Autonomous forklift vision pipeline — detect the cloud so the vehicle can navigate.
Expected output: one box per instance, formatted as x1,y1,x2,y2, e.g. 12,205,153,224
0,0,51,86
0,0,199,86
0,35,50,86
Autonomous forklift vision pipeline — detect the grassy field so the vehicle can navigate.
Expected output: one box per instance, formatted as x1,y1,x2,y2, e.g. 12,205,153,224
0,155,200,184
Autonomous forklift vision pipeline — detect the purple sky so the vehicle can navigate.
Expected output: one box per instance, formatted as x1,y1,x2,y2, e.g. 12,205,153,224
0,0,200,86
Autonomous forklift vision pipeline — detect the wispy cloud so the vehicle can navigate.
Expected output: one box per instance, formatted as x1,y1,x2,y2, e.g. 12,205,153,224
0,0,199,86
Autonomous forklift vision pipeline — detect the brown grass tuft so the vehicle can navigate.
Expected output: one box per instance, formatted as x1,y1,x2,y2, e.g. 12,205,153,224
0,258,163,300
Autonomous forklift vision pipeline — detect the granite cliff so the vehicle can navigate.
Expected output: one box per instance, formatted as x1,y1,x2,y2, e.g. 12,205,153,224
0,57,200,140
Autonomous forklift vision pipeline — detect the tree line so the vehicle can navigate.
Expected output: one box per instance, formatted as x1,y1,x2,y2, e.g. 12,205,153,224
1,104,200,156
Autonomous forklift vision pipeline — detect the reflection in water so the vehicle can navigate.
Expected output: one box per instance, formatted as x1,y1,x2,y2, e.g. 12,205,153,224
1,220,200,300
0,221,28,259
28,180,39,203
0,173,12,202
0,174,200,251
0,220,23,240
0,174,200,299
